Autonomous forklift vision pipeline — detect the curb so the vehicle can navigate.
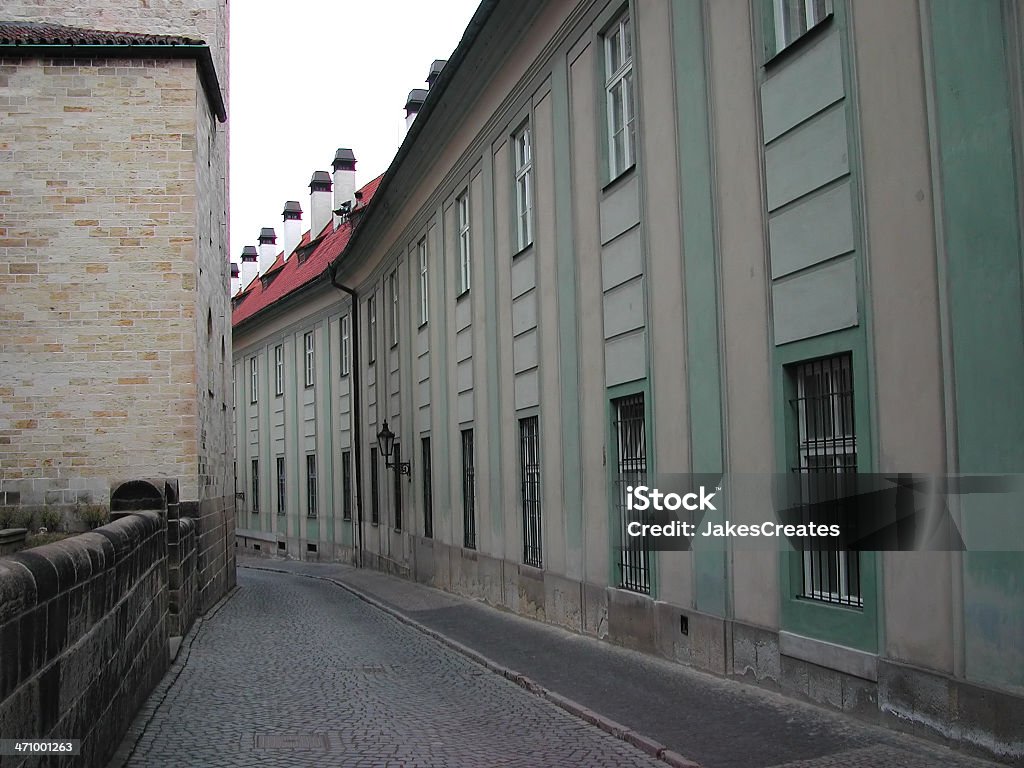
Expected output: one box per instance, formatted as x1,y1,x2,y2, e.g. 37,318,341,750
241,562,703,768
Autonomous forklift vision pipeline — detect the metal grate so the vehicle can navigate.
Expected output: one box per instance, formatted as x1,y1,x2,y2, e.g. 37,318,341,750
341,450,352,521
462,429,476,549
520,417,542,567
370,447,380,525
306,454,317,518
251,458,259,514
613,393,649,594
393,443,403,531
791,353,861,607
422,437,433,539
276,456,286,516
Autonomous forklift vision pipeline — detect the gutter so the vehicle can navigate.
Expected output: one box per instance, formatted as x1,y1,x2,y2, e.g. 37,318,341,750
328,262,365,568
0,42,227,122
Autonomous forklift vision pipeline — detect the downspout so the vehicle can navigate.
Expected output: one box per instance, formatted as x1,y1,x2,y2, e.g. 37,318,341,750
329,263,364,568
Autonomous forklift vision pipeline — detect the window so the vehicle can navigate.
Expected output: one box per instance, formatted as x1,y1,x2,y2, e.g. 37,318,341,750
457,192,471,295
418,239,429,326
276,456,286,516
370,447,380,525
613,393,650,593
274,344,284,396
367,295,377,364
389,270,399,348
462,428,476,549
249,356,258,403
340,314,351,377
791,354,861,607
341,450,352,521
304,331,315,387
393,443,403,531
251,458,259,514
306,454,318,518
772,0,830,54
520,417,542,567
514,125,533,251
422,437,433,539
605,11,636,179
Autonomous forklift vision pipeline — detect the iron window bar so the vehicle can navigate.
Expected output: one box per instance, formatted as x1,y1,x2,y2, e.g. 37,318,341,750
520,416,542,567
613,393,650,594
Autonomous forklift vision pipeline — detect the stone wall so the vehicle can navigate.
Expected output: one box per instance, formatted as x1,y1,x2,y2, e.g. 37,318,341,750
167,517,197,638
0,513,170,768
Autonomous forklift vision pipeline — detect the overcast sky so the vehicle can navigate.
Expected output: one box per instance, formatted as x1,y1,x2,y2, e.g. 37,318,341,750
228,1,480,268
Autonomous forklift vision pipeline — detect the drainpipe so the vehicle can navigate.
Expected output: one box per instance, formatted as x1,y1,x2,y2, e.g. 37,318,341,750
329,263,364,568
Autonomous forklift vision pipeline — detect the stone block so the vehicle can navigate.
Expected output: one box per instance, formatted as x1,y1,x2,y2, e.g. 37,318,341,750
581,581,608,638
607,587,657,655
544,572,583,632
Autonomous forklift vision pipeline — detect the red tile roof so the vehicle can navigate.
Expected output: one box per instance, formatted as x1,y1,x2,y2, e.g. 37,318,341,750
0,20,205,46
231,174,383,328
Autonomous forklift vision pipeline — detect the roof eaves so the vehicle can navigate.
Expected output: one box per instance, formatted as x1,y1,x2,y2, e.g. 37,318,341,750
0,39,227,122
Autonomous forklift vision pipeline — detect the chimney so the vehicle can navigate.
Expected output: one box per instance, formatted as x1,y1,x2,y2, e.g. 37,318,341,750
309,171,333,239
239,245,259,290
282,201,302,261
426,59,446,88
257,228,277,275
230,261,240,296
404,89,427,131
332,148,357,229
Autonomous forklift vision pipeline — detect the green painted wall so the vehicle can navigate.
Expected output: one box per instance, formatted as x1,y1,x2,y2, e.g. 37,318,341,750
671,0,727,617
929,0,1024,689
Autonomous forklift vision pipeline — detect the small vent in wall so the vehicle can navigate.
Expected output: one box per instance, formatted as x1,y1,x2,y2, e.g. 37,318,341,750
254,543,261,552
278,541,286,551
307,543,318,553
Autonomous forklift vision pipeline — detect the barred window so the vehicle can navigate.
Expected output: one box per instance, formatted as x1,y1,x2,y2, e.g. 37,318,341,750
367,295,377,364
791,353,861,607
462,429,476,549
371,447,380,525
389,270,399,348
250,356,258,403
392,443,403,530
613,393,649,594
306,454,318,518
520,417,542,567
422,437,433,539
251,458,259,514
276,456,286,516
341,450,352,521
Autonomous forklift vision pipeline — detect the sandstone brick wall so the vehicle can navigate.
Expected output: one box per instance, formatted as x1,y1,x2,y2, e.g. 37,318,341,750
0,512,170,768
0,57,205,510
167,515,197,637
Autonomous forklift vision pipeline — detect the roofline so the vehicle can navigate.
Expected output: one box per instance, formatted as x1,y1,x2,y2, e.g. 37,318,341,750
327,0,499,277
0,42,227,122
232,269,333,336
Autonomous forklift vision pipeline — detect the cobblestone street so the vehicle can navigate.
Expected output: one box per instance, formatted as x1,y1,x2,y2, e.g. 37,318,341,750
116,568,664,767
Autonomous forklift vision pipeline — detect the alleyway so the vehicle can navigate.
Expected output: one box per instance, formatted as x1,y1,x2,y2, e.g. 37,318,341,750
111,564,1003,768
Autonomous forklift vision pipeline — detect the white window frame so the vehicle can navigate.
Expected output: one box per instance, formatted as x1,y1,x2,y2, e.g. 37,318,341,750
418,238,429,326
772,0,831,54
249,356,258,403
457,192,471,295
340,314,351,376
274,344,284,396
604,11,636,180
389,270,399,348
367,294,377,363
514,124,533,251
303,331,315,388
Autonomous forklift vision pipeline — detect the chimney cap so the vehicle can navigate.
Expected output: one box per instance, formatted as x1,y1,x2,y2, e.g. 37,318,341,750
231,262,240,277
282,200,302,220
332,147,357,171
427,59,446,86
405,88,428,111
241,245,258,261
258,227,277,243
309,170,332,191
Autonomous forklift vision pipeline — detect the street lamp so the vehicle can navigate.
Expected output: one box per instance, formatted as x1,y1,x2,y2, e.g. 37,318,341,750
376,420,410,476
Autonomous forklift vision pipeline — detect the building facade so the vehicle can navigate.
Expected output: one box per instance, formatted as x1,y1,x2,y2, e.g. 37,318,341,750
0,1,234,610
232,0,1024,758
